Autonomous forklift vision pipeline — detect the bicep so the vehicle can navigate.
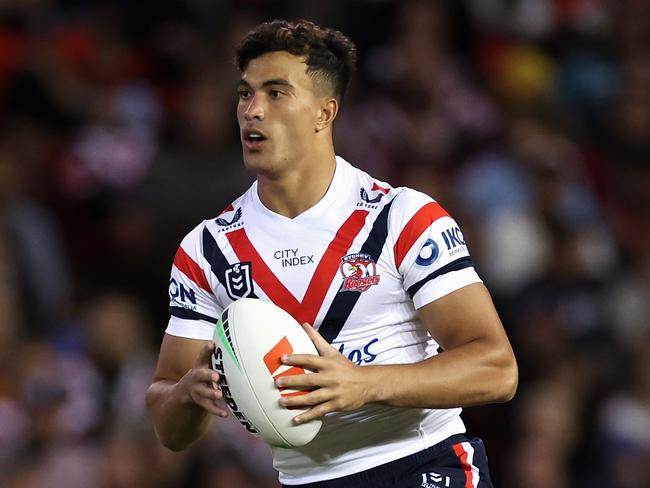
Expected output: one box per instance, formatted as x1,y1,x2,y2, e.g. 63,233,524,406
152,333,211,382
418,282,511,351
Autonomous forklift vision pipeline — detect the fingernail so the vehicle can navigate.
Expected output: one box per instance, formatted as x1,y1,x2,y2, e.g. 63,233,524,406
212,374,219,382
281,354,289,362
279,398,288,406
294,416,302,424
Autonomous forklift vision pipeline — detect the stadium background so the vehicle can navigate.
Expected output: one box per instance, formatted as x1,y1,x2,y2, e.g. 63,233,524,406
0,0,648,486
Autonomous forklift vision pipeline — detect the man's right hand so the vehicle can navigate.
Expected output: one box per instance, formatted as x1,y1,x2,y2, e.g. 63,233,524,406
177,342,229,417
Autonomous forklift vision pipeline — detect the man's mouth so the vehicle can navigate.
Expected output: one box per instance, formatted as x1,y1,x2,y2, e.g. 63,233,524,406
243,129,268,149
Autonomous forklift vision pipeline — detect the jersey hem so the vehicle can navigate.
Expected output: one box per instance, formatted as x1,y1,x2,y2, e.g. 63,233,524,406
278,415,466,485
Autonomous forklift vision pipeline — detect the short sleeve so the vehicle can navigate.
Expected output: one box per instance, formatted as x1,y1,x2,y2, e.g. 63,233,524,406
390,189,482,309
166,222,222,340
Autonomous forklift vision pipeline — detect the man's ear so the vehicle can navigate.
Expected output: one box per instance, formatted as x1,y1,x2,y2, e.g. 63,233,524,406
315,98,339,132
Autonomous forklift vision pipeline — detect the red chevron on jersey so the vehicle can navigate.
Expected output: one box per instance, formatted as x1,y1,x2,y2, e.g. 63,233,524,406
394,202,449,269
173,246,212,293
226,209,369,325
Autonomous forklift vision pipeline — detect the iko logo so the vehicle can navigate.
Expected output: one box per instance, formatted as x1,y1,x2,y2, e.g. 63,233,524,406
339,253,381,292
421,472,450,488
216,208,243,227
416,238,440,266
441,227,465,250
337,338,379,365
169,278,196,305
225,262,254,300
263,336,309,400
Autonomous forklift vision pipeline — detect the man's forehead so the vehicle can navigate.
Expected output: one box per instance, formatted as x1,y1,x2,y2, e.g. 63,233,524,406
241,51,311,86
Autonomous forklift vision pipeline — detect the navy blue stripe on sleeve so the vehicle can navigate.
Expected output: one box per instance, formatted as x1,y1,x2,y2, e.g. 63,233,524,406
406,256,474,300
169,306,219,324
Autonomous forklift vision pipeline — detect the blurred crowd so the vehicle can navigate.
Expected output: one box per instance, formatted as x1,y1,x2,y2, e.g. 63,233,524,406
0,0,648,487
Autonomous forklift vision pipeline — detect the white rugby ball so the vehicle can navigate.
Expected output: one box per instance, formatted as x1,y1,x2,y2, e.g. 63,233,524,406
210,298,322,447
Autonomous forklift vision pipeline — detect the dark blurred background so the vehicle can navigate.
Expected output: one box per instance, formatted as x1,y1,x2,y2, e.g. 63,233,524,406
0,0,648,487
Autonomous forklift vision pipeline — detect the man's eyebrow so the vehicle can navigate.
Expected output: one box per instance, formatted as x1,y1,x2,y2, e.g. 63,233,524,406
237,78,294,89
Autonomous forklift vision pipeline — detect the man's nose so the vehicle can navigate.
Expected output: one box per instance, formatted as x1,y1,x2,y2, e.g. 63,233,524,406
244,94,265,121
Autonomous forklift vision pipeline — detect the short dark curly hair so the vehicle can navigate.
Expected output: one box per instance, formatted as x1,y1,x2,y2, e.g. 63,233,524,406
235,19,357,102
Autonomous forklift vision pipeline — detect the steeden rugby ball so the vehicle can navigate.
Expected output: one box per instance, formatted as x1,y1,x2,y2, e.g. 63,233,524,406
210,298,322,447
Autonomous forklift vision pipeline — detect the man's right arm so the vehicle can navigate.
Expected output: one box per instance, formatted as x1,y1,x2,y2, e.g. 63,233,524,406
145,334,228,451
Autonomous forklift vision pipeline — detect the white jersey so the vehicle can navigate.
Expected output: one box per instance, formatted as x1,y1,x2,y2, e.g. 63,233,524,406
166,156,482,484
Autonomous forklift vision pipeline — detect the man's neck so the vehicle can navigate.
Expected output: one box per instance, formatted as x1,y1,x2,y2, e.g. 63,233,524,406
256,149,337,219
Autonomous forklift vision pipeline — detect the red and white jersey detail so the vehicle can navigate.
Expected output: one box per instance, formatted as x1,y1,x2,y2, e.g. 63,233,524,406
165,156,481,484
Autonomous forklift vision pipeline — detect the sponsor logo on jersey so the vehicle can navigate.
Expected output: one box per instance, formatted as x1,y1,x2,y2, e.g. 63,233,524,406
337,337,379,365
169,278,198,310
441,226,467,256
273,248,315,268
339,253,381,292
416,238,441,266
264,336,309,401
215,207,243,231
225,262,255,300
211,347,258,433
421,472,450,488
358,183,390,209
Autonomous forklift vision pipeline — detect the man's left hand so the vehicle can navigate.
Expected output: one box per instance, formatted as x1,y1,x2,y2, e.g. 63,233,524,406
276,323,374,424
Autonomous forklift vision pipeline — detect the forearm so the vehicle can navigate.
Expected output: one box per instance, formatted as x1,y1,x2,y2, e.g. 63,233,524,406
365,338,518,409
145,379,213,451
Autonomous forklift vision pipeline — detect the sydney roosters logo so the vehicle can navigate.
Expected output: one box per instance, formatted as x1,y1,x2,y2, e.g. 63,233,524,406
339,253,380,292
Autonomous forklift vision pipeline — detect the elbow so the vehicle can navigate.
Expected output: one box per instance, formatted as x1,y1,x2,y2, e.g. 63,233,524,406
494,354,518,403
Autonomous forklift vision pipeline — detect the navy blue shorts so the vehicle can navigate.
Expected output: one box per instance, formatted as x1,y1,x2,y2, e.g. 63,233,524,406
281,434,493,488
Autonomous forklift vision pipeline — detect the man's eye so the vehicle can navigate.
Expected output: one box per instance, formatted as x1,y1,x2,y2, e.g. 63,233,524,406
269,90,282,98
238,90,250,99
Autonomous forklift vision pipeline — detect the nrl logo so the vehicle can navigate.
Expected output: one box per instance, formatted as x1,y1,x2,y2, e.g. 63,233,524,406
216,208,243,227
339,253,380,292
225,262,254,299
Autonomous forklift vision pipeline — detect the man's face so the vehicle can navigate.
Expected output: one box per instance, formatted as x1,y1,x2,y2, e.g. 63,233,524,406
237,51,323,174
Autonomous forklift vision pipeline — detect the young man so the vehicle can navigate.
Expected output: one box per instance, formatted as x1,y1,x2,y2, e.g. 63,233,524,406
146,20,517,488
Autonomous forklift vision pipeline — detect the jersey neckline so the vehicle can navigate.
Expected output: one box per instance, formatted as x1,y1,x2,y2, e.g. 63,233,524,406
250,156,347,223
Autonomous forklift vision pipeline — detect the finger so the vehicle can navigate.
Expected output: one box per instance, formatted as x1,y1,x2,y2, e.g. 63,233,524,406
281,353,326,370
195,341,216,368
192,367,220,385
276,372,321,389
192,383,223,402
279,389,331,408
194,397,229,417
301,323,339,357
293,401,338,424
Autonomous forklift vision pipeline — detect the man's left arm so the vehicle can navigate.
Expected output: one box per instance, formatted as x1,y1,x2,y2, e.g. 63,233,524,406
277,282,518,424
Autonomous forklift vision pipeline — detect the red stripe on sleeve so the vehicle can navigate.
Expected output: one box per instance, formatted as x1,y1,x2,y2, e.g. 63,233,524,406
393,202,449,269
452,443,474,488
173,247,212,293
